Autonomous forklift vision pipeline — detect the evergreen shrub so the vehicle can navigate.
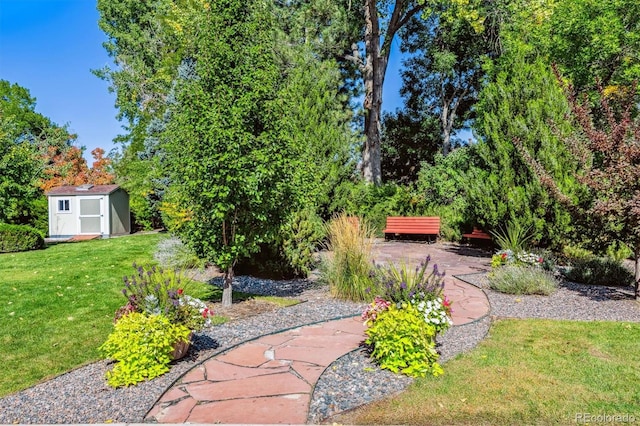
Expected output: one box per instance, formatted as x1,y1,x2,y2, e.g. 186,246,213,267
564,257,634,287
280,208,325,276
0,223,44,253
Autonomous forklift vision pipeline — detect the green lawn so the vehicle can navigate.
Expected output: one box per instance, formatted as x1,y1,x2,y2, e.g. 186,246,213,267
336,319,640,425
0,233,166,396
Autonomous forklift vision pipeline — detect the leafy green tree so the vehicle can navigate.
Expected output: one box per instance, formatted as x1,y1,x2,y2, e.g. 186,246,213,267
381,110,440,183
358,0,425,185
515,76,640,300
398,9,488,156
0,133,41,226
0,80,78,232
470,41,580,248
163,0,317,306
96,0,210,230
545,0,640,91
95,0,189,124
98,0,360,230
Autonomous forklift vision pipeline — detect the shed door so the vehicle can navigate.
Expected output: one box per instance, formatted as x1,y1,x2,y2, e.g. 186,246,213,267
79,197,104,234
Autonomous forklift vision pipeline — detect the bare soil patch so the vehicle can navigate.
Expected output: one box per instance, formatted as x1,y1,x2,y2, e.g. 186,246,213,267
210,298,291,321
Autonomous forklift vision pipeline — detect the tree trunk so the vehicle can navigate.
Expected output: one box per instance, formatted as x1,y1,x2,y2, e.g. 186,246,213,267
361,0,422,185
222,264,233,307
635,247,640,302
363,61,385,185
362,0,384,185
441,102,452,156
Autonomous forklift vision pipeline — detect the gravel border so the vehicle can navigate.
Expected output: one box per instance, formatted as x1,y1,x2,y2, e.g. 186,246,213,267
0,274,638,424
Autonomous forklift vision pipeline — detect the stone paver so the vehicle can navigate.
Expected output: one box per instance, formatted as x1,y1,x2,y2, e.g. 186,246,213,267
146,241,492,424
147,317,366,424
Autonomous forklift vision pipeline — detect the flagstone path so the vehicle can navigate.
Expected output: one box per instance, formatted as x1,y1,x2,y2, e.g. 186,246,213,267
146,240,492,424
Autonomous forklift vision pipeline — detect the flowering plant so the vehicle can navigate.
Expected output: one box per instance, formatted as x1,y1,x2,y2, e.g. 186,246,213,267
411,295,452,334
492,249,543,269
362,296,392,326
116,263,213,331
362,256,453,332
361,256,453,377
372,255,446,304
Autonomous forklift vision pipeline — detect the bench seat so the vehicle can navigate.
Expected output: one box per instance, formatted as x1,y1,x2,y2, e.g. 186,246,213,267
383,216,440,241
462,227,492,240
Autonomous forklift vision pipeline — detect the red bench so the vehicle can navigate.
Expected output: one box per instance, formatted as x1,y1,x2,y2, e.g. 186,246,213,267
462,227,492,241
383,216,440,242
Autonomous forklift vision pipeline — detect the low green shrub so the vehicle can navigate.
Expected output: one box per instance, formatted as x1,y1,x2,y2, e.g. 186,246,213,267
319,213,374,301
365,303,443,377
280,208,325,276
100,312,191,387
562,245,595,263
0,223,44,253
605,241,633,262
488,265,559,295
564,257,634,287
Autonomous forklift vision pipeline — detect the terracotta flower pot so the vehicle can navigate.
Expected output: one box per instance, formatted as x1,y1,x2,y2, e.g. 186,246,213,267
170,333,192,360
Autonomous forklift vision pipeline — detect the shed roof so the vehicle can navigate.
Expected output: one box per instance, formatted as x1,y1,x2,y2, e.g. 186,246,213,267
46,184,121,196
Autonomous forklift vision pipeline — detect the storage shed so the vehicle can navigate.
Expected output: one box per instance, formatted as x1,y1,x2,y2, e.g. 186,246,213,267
46,184,130,239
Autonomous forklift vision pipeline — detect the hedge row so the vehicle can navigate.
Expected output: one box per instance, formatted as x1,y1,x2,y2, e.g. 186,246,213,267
0,223,45,253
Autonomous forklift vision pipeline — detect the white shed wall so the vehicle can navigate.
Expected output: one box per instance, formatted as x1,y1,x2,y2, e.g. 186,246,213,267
48,196,78,238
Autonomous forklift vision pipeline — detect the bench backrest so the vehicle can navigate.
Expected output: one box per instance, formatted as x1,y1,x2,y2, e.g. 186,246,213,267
384,216,440,234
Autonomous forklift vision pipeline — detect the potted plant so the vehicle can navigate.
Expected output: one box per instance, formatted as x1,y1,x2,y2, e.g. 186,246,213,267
101,264,213,387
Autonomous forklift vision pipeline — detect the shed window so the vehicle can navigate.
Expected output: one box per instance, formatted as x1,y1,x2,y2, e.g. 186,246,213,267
57,199,71,213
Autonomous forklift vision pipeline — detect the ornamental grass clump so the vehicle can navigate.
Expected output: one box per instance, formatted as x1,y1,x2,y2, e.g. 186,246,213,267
488,265,559,295
320,213,375,301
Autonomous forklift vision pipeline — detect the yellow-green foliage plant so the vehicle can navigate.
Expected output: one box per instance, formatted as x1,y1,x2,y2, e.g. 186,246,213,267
100,312,191,387
320,213,375,301
365,302,443,377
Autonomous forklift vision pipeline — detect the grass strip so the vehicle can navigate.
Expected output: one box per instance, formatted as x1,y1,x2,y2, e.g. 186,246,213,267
337,319,640,425
0,234,165,396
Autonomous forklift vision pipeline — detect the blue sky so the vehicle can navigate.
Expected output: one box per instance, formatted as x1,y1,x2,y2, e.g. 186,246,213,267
0,0,122,162
0,0,405,162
